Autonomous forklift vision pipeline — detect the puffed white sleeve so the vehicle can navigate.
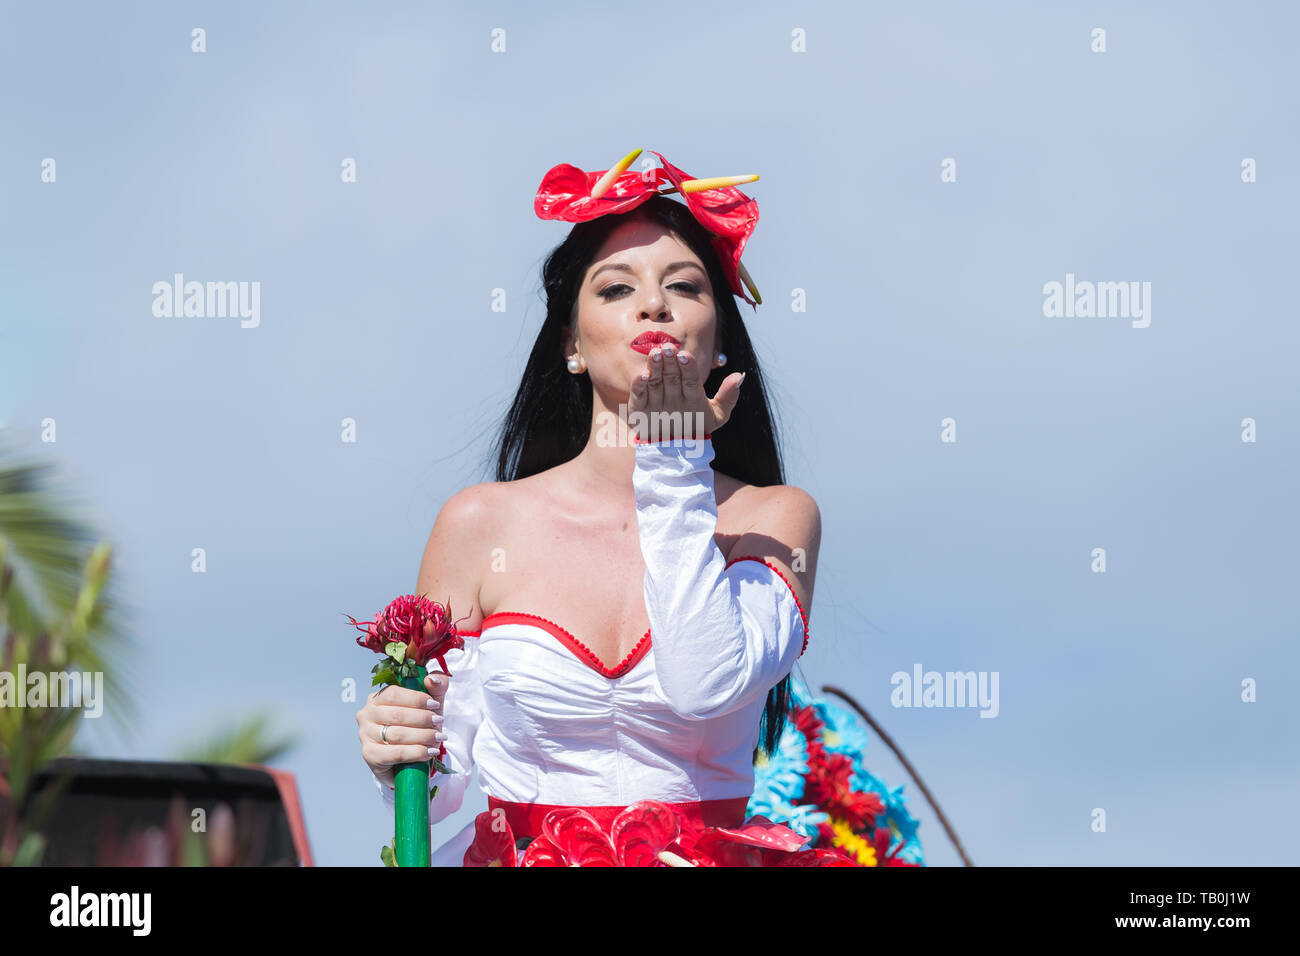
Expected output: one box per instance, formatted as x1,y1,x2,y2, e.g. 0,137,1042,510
371,634,483,824
633,435,810,721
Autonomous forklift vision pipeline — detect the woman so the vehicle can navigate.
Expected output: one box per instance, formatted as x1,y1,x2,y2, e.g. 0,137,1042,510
356,150,824,866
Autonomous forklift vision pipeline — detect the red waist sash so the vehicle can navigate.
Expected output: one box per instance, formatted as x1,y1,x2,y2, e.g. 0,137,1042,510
487,795,751,841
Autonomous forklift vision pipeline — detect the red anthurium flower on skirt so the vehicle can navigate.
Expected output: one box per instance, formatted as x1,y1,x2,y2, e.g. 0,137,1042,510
462,810,518,868
464,800,857,867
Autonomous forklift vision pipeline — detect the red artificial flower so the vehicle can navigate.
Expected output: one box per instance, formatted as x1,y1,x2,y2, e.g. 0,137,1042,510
534,150,759,307
685,815,812,867
462,809,518,867
347,594,467,675
534,162,661,223
652,151,758,307
770,846,863,867
802,749,885,833
791,704,827,761
464,801,846,868
608,801,681,868
872,828,922,868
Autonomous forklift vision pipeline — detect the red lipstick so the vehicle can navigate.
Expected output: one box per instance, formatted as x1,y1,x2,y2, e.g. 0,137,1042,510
630,330,683,354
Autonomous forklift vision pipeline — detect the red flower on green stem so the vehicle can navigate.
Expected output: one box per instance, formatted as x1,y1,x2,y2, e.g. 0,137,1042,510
347,594,466,675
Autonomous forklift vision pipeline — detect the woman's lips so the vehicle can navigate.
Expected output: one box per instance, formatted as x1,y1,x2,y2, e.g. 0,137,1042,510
630,333,682,354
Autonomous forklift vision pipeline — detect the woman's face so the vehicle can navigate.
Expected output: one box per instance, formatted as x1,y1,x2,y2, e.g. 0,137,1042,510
566,217,719,399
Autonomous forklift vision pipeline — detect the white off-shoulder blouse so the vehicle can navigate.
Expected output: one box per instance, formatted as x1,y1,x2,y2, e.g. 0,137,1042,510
372,435,810,865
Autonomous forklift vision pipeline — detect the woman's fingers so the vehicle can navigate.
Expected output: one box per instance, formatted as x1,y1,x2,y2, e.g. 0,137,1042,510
364,720,445,753
628,346,719,439
709,370,746,428
358,678,450,776
372,700,444,730
646,346,665,409
367,683,432,709
362,738,444,775
658,343,682,398
673,349,703,397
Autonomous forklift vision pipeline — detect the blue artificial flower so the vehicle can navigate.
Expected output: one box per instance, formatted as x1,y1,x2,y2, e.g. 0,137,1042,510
815,696,875,760
751,715,810,805
783,672,927,865
746,791,829,843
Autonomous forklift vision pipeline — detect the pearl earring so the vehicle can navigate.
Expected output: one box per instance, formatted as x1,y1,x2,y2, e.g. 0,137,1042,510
567,356,583,373
715,352,727,368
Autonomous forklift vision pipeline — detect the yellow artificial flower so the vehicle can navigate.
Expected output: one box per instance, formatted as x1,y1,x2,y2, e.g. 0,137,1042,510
828,816,877,867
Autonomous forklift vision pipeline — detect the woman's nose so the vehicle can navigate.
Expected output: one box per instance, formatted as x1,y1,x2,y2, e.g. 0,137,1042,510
637,289,668,318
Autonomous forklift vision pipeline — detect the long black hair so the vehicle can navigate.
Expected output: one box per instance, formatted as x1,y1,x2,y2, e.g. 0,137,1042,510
492,193,793,760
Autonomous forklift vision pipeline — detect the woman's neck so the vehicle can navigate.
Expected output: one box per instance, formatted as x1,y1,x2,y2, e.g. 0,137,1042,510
564,399,639,497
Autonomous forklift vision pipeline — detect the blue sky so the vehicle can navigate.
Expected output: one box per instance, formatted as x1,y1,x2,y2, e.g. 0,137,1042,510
2,0,1297,865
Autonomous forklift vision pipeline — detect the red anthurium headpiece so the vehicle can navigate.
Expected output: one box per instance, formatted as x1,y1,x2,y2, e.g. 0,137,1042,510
534,147,763,309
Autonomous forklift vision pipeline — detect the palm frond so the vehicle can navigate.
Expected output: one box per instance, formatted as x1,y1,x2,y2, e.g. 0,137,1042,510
172,711,300,766
0,436,139,749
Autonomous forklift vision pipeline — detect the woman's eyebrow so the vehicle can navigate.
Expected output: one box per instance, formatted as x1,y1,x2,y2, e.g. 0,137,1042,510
590,260,705,282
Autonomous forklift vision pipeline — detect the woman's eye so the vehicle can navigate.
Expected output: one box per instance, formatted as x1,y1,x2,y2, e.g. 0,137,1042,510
597,282,699,300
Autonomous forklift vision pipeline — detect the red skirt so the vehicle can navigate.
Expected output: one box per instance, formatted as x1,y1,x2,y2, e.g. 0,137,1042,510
462,795,860,866
487,795,750,841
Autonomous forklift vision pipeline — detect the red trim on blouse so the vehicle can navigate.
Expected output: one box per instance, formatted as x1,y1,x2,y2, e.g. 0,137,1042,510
479,611,653,679
724,555,810,658
487,794,751,841
632,432,713,445
460,555,808,679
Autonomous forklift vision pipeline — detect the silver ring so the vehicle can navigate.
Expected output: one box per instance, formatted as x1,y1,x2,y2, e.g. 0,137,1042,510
381,724,389,744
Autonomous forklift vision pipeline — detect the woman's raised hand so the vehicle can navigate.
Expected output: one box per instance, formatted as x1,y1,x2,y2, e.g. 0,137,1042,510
357,671,450,787
627,344,745,442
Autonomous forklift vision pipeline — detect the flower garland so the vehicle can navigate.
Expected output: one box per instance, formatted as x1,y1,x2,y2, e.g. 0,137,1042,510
746,675,925,867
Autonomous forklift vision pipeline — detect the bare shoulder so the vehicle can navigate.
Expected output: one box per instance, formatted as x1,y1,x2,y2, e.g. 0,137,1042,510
432,481,512,540
717,475,821,540
718,476,822,609
417,481,514,629
750,484,821,556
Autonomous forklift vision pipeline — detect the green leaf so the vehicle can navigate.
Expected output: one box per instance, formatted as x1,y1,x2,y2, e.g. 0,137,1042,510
371,667,396,686
429,756,454,775
380,843,397,867
386,642,406,664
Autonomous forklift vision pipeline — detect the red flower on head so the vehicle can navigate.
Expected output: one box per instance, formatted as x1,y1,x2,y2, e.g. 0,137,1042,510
534,149,760,307
650,151,758,307
534,162,662,223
